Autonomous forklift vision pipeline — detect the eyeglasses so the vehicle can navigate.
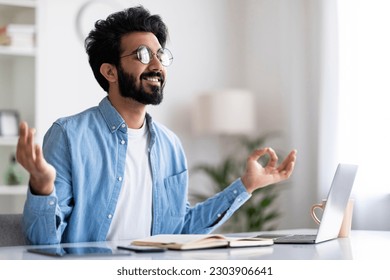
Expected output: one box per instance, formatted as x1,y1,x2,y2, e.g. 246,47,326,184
120,45,173,67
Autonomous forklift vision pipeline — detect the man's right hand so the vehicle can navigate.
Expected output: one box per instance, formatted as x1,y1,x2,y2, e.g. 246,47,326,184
16,122,56,195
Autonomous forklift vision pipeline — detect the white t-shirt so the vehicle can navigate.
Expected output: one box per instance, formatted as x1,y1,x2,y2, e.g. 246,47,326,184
106,122,152,240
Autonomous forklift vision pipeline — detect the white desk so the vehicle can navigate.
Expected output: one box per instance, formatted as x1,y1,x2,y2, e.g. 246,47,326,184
0,229,389,260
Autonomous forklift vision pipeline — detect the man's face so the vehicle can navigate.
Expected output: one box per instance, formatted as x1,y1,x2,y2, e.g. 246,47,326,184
118,32,167,105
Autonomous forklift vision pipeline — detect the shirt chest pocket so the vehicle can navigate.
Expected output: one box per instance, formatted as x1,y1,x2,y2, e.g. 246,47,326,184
163,170,188,217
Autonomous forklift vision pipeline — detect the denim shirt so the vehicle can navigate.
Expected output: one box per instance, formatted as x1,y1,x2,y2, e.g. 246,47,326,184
23,97,251,245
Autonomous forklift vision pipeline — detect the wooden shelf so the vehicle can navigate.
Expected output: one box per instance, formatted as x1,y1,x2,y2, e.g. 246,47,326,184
0,185,27,195
0,0,36,8
0,45,35,57
0,136,18,146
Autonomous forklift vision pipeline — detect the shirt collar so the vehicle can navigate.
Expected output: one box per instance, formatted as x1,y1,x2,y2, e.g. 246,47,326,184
98,96,154,135
98,97,127,133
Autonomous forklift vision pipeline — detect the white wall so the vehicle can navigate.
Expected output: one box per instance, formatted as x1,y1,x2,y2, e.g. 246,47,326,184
35,0,323,230
36,0,104,142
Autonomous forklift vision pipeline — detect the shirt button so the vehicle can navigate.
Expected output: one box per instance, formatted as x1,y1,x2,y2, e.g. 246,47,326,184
108,214,113,219
121,140,125,145
118,177,123,181
48,201,55,206
233,190,237,194
217,213,221,218
111,125,116,130
121,124,126,128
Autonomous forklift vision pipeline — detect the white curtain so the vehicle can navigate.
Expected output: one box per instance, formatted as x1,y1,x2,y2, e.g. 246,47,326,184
320,0,390,230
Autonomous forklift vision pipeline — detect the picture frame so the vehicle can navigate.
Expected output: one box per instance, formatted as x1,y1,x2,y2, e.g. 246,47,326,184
0,110,20,137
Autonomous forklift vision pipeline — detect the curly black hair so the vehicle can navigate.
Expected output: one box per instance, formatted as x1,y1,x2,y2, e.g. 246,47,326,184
85,6,168,92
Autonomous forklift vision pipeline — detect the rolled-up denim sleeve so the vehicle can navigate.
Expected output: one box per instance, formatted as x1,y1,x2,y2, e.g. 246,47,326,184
182,178,251,234
23,187,62,244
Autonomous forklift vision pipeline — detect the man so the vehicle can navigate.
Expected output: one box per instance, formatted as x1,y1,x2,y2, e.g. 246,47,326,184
16,6,297,245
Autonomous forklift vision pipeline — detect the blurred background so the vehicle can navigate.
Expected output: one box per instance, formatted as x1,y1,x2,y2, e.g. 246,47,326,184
0,0,389,232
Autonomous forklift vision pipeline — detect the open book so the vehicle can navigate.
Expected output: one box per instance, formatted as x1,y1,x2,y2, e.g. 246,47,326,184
131,234,273,251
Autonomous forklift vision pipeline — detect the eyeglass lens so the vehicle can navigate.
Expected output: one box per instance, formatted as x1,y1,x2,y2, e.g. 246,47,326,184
137,46,173,67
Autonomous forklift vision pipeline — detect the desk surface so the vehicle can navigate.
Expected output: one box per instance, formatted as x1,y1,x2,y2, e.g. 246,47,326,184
1,229,389,260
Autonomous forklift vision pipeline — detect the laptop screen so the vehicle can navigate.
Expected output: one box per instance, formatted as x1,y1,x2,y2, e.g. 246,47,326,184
316,164,358,243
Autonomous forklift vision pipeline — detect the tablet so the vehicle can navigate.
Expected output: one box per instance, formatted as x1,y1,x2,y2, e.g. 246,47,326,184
27,246,132,257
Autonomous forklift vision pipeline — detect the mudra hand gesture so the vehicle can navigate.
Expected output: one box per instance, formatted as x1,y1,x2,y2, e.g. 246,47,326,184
241,147,297,193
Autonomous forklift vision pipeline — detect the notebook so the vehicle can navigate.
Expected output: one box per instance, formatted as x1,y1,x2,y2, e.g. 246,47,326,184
257,163,358,244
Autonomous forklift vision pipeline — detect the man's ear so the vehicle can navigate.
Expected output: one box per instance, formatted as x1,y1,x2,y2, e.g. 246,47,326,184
100,63,117,83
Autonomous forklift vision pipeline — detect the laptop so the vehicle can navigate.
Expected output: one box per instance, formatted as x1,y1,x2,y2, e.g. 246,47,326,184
257,163,358,244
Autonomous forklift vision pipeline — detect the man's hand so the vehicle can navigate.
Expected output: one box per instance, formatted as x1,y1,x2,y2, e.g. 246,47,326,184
241,147,297,194
16,122,56,195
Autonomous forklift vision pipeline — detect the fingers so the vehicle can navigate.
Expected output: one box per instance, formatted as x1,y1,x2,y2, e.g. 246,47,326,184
277,149,297,176
249,147,297,174
27,127,36,161
248,147,278,165
16,122,29,166
16,121,38,172
34,144,48,172
18,121,28,142
267,147,278,168
247,148,268,162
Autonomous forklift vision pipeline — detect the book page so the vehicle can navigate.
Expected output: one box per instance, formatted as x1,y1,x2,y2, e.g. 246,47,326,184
133,234,226,245
226,237,273,247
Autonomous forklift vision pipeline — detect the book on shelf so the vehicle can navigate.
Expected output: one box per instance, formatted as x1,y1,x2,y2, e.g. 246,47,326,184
131,234,273,251
0,26,10,45
0,24,35,48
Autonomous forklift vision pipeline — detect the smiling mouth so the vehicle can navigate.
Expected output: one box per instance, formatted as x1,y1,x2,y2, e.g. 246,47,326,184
143,76,161,83
141,72,164,86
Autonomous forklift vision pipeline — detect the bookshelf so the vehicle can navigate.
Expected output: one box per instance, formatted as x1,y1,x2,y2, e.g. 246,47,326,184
0,0,36,212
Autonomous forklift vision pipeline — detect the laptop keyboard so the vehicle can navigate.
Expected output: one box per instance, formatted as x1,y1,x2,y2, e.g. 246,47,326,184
272,234,317,244
255,234,318,244
276,234,317,241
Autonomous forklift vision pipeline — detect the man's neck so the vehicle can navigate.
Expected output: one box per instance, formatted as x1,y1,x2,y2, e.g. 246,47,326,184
108,93,146,129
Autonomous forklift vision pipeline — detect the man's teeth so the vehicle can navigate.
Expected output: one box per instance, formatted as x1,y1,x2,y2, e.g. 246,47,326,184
146,77,159,82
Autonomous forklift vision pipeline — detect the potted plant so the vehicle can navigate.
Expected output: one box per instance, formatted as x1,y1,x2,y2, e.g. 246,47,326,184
191,133,285,233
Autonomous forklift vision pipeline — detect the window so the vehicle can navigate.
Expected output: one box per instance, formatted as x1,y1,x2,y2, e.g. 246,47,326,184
338,0,390,194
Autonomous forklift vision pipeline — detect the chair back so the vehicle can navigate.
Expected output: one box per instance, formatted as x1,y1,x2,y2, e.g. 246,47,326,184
0,214,27,246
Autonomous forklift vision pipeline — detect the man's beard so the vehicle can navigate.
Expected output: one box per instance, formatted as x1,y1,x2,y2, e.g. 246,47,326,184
117,65,164,105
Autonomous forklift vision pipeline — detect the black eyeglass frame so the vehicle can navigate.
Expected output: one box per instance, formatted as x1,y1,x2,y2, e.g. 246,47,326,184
120,45,173,67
